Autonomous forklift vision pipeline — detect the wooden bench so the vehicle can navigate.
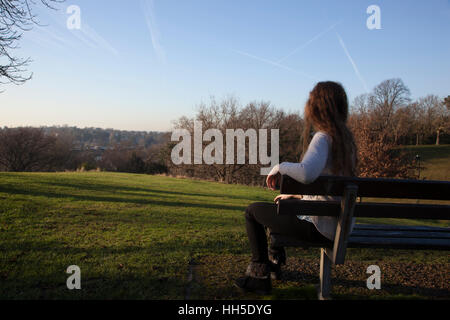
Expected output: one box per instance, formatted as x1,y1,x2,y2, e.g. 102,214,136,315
271,175,450,299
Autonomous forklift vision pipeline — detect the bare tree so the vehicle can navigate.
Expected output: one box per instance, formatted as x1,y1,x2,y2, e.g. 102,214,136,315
444,96,450,110
407,102,427,145
371,78,411,136
431,97,449,145
392,106,414,145
415,95,449,145
0,0,62,86
0,127,57,171
169,96,298,185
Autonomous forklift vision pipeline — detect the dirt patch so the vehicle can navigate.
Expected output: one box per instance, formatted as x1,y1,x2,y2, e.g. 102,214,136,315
190,254,450,299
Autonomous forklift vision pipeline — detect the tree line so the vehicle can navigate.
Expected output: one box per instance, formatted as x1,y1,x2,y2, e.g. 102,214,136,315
164,78,449,184
0,126,169,174
1,78,448,184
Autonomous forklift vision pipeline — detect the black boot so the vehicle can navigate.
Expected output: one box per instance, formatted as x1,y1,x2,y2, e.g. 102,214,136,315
268,247,286,280
234,262,272,295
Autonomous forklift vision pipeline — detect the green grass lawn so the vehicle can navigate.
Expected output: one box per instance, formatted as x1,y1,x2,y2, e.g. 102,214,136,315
402,144,450,180
0,172,277,299
0,146,449,300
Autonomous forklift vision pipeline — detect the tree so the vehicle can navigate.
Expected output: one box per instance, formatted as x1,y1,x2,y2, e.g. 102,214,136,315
348,111,413,178
126,152,146,173
407,102,427,145
0,127,57,171
350,81,415,178
415,95,449,145
371,78,411,137
392,106,414,145
0,0,61,86
444,96,450,110
352,79,411,144
433,97,449,145
169,96,297,185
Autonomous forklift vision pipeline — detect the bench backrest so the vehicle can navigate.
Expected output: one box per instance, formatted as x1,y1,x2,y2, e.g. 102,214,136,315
278,175,450,265
280,175,450,200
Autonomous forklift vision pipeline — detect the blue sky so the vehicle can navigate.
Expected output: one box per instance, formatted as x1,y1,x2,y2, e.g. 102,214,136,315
2,0,449,131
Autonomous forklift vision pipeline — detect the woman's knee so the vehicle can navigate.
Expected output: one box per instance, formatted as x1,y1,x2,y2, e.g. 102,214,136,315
245,202,275,219
245,202,259,219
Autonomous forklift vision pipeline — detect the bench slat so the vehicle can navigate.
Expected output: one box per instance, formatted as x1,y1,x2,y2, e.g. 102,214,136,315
347,236,450,250
356,202,450,220
354,224,450,232
270,234,450,250
350,230,450,239
277,199,450,220
280,175,450,200
270,224,450,250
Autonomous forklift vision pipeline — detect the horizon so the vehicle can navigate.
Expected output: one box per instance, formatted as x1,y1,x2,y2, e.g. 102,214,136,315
1,0,450,131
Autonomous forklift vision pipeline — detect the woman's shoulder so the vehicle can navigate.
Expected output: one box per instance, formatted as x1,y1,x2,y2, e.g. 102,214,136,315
312,131,332,145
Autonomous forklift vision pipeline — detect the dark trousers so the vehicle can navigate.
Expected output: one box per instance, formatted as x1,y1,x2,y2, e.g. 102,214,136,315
245,202,332,263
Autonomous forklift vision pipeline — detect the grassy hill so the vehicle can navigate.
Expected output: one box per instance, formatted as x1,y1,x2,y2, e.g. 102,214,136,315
402,144,450,180
0,172,275,299
0,146,449,299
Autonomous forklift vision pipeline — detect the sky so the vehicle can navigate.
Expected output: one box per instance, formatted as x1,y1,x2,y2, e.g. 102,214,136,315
1,0,449,132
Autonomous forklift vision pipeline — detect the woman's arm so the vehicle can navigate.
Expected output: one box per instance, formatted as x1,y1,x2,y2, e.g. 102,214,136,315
273,194,303,203
278,132,330,184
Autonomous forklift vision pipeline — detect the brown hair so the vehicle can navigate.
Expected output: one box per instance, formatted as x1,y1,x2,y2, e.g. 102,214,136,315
303,81,357,176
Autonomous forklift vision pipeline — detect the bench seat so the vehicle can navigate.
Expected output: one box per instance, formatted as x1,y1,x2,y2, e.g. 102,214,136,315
271,224,450,251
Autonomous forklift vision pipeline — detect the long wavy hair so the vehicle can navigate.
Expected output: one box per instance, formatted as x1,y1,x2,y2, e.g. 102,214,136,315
303,81,357,176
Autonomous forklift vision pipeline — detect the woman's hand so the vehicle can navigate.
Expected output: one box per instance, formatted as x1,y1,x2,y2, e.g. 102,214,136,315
274,194,303,204
266,172,280,190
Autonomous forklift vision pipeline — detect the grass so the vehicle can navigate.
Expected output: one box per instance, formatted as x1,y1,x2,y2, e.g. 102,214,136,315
0,172,276,299
0,145,449,300
402,144,450,180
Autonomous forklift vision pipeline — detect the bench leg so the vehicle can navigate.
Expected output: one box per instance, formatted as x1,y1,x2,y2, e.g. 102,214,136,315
319,248,332,300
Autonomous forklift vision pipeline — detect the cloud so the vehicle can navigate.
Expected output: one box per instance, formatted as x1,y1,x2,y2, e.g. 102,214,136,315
141,0,166,64
336,32,369,93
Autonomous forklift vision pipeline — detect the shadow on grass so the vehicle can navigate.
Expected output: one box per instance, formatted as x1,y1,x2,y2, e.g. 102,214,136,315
0,271,187,299
0,238,248,299
0,185,248,212
12,176,268,202
2,238,449,299
281,269,450,299
191,254,450,300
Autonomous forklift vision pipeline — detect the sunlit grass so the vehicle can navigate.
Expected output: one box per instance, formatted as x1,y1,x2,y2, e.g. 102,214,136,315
0,144,448,299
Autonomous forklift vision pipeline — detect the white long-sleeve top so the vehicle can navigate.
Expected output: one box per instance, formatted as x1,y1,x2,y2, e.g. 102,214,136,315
269,131,355,240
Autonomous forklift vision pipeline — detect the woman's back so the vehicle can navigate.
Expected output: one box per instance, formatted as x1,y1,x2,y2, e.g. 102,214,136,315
277,131,355,240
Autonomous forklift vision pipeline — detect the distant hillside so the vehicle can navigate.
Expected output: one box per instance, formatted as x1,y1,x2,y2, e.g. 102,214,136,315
38,126,169,150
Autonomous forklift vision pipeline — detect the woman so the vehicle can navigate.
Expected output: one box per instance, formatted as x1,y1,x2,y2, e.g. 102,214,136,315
235,81,358,294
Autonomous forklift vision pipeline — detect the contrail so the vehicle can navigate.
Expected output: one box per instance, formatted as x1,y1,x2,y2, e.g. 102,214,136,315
336,32,369,93
142,0,166,64
79,23,119,56
27,26,73,50
33,6,119,56
276,20,342,64
233,49,318,80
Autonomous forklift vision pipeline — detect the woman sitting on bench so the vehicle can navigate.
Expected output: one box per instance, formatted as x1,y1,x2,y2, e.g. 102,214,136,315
235,81,358,294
